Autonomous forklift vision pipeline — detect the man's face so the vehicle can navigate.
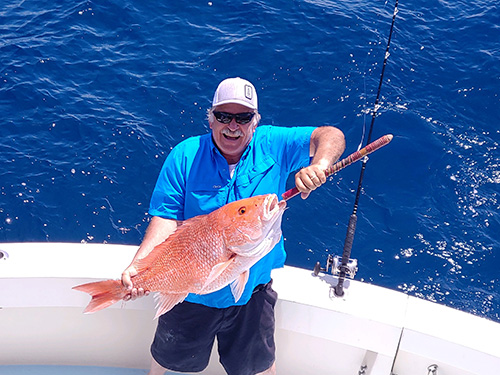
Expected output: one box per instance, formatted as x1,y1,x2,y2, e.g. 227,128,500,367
209,103,258,164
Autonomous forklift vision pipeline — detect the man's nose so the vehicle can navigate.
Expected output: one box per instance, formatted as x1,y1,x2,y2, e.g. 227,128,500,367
227,120,239,131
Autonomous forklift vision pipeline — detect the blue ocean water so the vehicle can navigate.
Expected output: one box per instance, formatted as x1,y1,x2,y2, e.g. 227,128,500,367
1,0,499,322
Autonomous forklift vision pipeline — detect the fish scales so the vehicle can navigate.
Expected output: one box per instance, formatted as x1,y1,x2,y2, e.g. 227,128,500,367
133,213,231,293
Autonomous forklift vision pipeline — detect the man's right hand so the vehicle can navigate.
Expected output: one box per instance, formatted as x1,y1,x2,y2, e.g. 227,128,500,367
122,265,149,301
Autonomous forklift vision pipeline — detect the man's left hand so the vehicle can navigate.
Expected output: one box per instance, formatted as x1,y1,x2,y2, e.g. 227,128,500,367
294,164,328,199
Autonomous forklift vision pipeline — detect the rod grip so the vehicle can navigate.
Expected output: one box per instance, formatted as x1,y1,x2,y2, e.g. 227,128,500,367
341,214,357,261
334,214,358,297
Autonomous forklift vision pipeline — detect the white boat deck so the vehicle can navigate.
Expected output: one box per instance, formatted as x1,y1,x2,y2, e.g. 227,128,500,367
1,242,500,375
1,365,147,375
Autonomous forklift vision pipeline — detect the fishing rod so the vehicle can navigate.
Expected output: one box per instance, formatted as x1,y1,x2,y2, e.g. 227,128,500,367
332,0,400,297
293,0,399,296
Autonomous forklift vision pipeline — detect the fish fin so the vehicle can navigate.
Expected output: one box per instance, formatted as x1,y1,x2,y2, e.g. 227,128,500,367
73,280,126,314
202,257,236,290
230,270,249,303
153,292,188,319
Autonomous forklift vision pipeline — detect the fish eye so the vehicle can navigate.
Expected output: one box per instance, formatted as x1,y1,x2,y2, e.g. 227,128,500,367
238,206,246,215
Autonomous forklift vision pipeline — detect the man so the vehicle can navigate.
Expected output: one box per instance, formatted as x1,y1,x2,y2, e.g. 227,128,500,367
122,77,345,375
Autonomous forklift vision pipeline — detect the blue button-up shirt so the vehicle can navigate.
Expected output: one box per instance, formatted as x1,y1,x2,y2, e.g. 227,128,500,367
149,125,315,308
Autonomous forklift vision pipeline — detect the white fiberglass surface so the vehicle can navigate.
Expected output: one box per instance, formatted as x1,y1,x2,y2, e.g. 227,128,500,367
0,366,148,375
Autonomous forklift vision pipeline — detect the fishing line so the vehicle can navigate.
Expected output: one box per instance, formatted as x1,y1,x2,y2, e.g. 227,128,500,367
358,1,391,152
358,37,376,152
334,0,399,297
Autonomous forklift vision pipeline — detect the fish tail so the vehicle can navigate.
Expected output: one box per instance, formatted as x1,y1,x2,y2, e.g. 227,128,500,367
73,280,127,314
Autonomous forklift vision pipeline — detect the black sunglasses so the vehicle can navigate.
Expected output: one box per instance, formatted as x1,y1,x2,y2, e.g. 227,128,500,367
213,111,255,125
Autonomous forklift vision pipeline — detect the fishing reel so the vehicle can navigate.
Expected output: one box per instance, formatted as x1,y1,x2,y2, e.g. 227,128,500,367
313,254,358,279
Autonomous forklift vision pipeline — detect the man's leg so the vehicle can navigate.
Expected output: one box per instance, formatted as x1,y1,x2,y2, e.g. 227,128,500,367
150,302,220,373
256,362,276,375
218,282,278,375
148,357,168,375
149,355,276,375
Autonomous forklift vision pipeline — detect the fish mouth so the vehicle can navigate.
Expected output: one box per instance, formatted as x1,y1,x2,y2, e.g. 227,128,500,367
263,194,286,222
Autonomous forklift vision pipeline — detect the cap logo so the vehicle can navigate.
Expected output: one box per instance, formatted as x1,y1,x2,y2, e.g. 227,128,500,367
244,84,253,100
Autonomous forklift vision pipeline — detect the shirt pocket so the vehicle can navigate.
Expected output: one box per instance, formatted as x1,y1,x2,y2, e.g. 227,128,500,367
187,179,227,215
235,155,276,189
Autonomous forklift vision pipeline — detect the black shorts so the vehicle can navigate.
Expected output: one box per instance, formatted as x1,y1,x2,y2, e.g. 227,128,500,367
150,281,277,375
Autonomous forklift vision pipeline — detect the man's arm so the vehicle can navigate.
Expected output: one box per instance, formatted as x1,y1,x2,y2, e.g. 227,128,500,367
295,126,345,199
122,216,178,300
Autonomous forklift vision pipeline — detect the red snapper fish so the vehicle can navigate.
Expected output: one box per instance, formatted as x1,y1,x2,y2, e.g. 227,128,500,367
73,194,286,318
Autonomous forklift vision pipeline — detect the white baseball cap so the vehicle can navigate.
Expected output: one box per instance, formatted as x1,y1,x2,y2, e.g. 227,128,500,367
212,77,258,110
